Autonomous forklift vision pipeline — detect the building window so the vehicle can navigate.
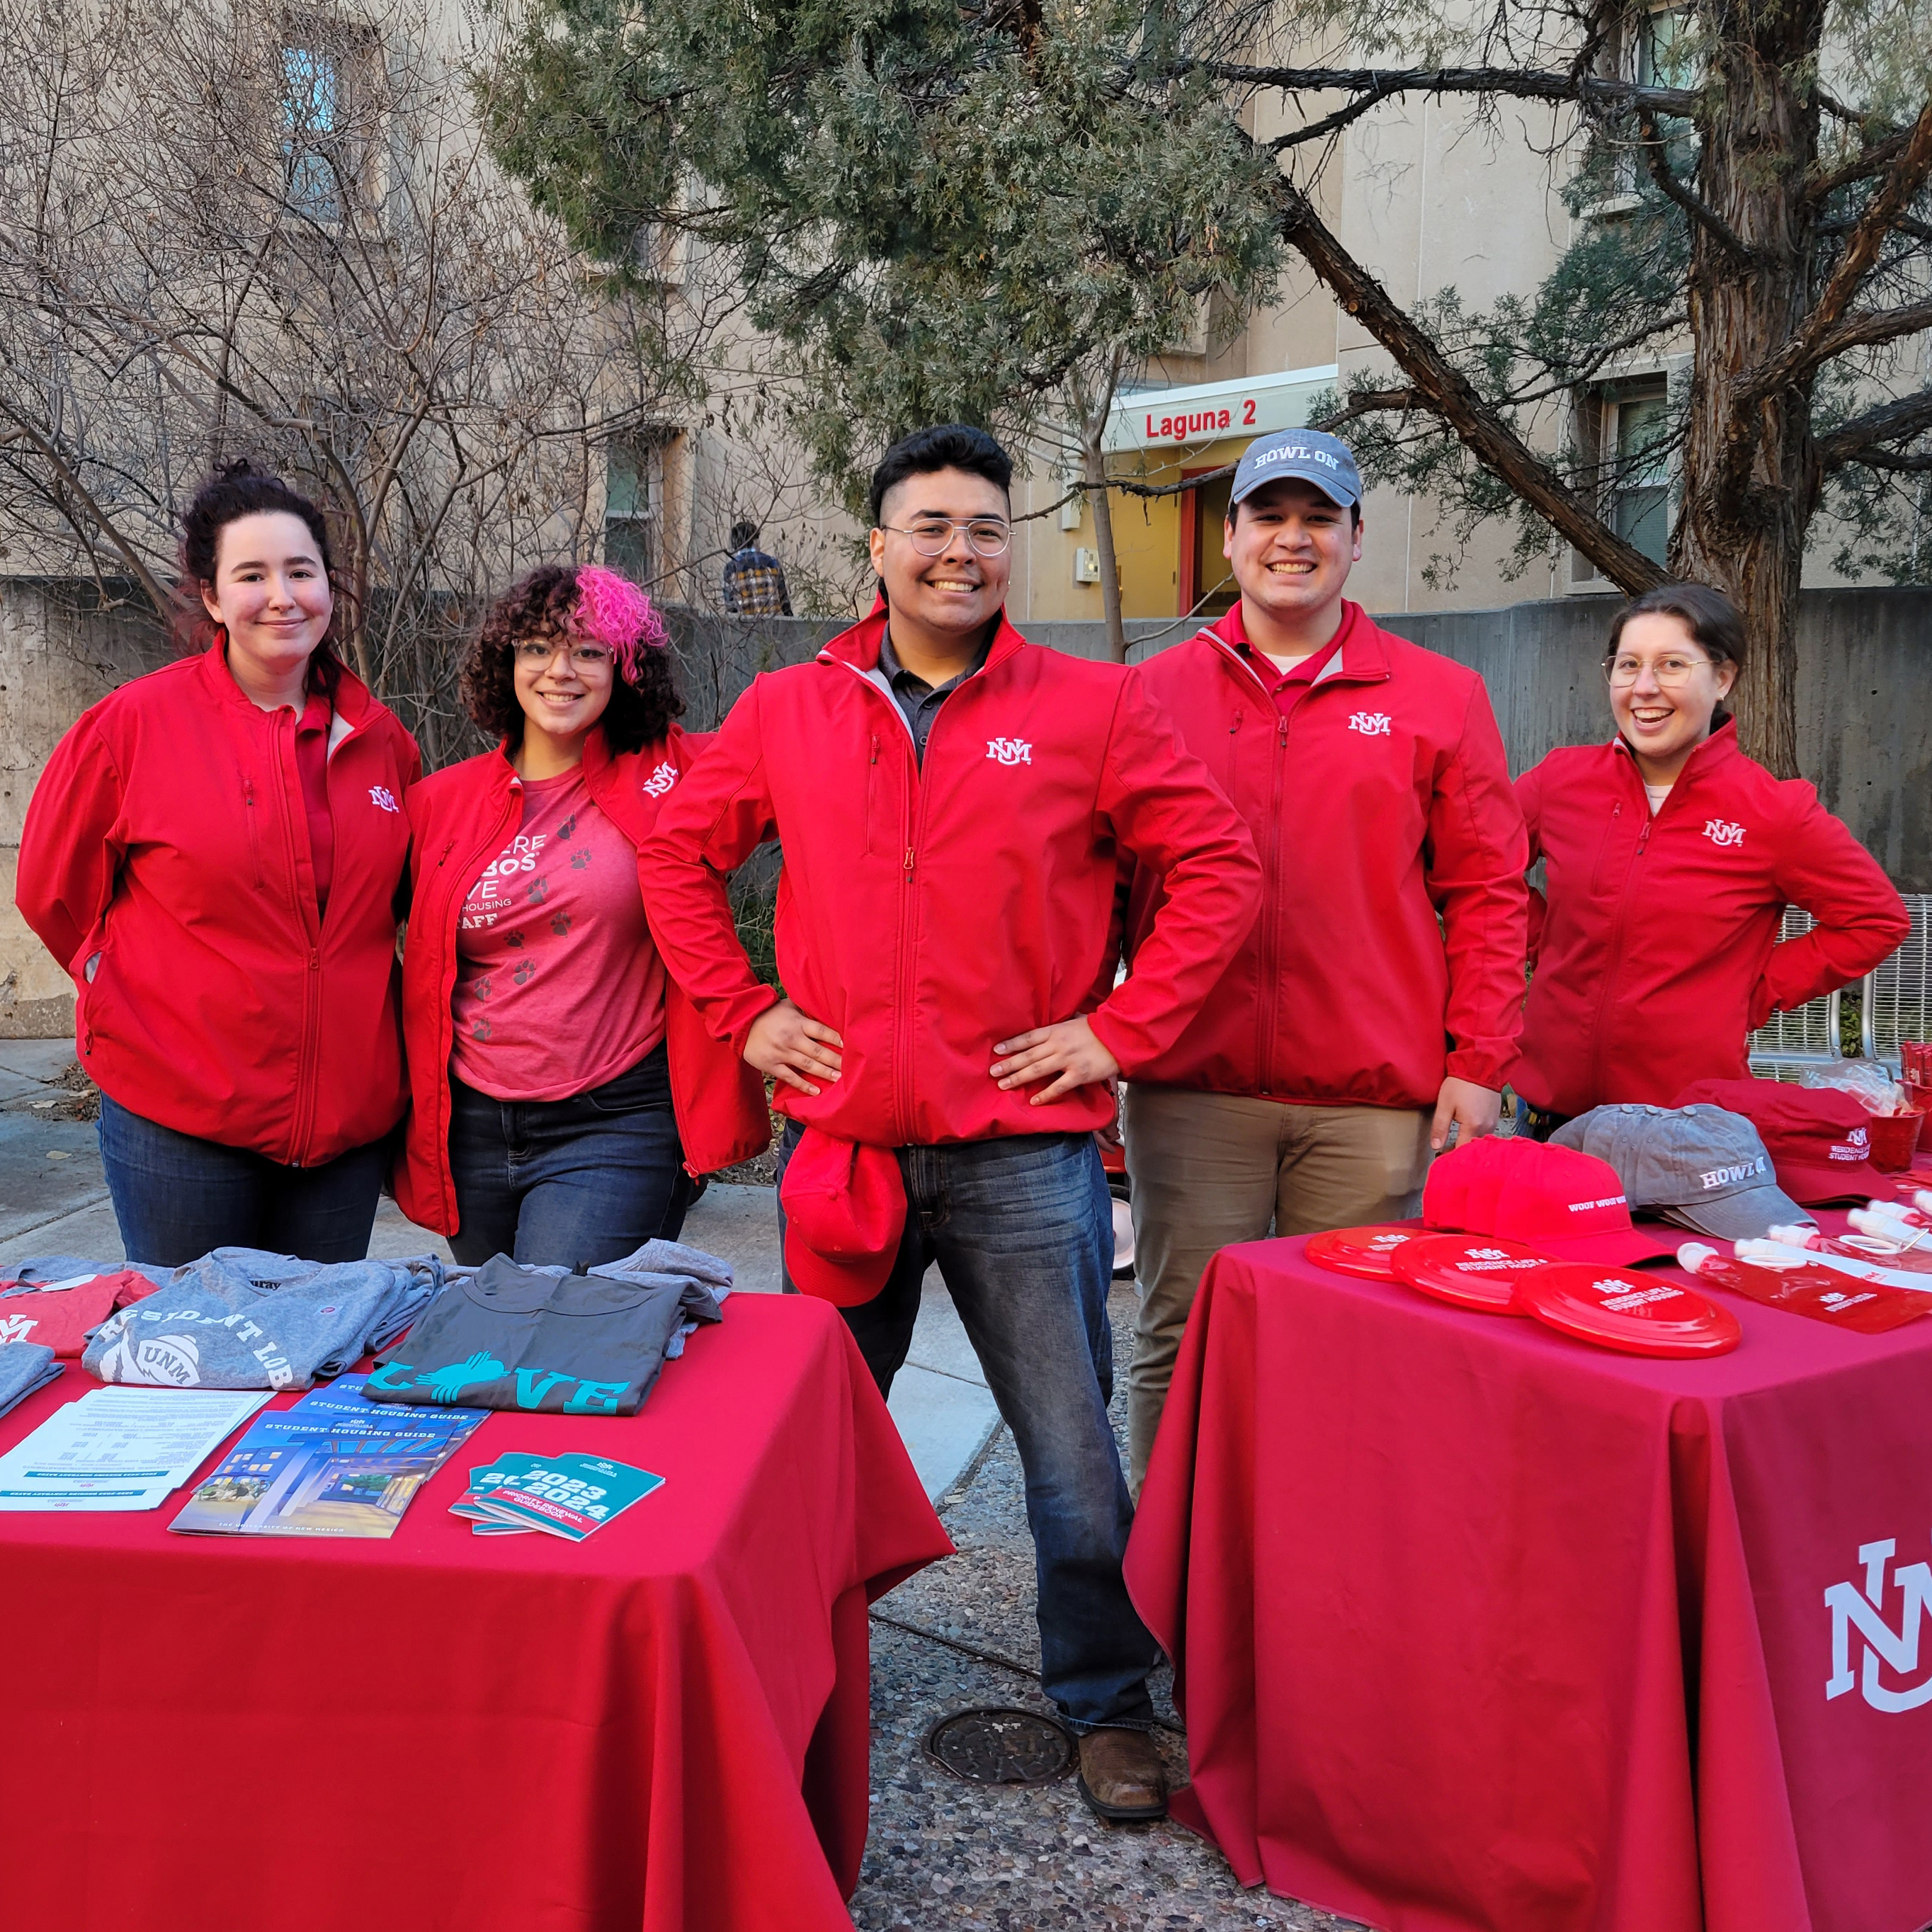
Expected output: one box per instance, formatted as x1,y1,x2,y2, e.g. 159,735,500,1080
604,439,664,583
281,26,375,224
1573,381,1673,581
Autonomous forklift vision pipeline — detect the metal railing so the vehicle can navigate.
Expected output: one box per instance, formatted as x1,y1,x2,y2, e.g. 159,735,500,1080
1861,894,1932,1072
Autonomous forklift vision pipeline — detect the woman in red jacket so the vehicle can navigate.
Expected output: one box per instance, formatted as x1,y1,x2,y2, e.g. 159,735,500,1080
396,565,766,1264
1515,583,1907,1136
16,462,421,1263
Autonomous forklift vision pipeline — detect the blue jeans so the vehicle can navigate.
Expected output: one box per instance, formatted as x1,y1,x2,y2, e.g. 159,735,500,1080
778,1124,1157,1732
97,1093,386,1267
448,1043,691,1268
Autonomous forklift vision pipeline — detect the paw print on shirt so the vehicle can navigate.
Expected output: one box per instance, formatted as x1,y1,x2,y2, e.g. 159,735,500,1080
505,931,524,950
556,813,577,840
512,960,535,986
471,1018,492,1042
550,911,572,938
472,976,492,1001
528,875,549,905
570,848,592,870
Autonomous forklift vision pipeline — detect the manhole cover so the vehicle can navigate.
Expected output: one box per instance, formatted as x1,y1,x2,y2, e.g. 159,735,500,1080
923,1707,1074,1785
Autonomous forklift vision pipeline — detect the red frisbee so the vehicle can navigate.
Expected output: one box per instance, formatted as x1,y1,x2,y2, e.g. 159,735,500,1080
1516,1263,1742,1357
1390,1234,1556,1313
1305,1224,1428,1281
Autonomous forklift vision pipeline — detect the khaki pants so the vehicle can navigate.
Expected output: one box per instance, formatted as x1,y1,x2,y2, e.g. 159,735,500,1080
1120,1084,1433,1494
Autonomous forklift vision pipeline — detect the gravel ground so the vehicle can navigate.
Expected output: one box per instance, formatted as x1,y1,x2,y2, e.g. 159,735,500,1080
850,1281,1365,1932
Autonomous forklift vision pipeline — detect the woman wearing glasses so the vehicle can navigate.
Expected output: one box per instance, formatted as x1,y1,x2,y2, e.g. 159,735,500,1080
395,564,766,1264
1512,582,1906,1138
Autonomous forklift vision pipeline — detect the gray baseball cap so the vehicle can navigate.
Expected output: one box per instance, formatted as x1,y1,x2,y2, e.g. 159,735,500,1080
1229,430,1363,509
1550,1104,1812,1241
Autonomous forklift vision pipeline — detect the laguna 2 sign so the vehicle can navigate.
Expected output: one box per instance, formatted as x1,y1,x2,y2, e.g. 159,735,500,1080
1103,365,1339,455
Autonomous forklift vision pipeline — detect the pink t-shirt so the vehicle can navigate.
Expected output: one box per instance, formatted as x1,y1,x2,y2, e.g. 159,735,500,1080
450,769,666,1101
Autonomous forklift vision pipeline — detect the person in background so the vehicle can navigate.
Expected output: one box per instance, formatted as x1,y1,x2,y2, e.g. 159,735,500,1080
1514,581,1908,1138
16,460,421,1266
720,519,793,617
1118,431,1528,1495
642,424,1260,1824
396,565,766,1266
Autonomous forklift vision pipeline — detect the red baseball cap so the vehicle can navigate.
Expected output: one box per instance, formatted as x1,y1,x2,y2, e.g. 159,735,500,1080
1671,1078,1890,1204
1425,1136,1681,1264
780,1128,907,1306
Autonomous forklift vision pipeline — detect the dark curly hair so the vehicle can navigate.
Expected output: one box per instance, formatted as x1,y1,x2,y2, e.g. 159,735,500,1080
460,564,684,754
175,458,346,696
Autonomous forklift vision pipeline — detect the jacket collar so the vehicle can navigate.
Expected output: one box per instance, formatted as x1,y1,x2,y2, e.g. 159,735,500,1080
1203,598,1387,696
820,596,1028,679
1609,716,1741,792
197,634,376,727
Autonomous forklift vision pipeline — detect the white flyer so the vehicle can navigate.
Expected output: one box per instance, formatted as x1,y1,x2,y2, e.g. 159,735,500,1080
0,1387,273,1511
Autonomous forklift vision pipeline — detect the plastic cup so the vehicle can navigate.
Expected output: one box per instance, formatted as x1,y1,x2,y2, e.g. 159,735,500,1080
1867,1110,1926,1171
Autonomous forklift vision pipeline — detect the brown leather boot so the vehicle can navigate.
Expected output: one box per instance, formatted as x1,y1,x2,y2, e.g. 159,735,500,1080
1076,1726,1169,1822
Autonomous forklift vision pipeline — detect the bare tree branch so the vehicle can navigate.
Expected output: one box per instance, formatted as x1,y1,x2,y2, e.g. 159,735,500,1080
1203,62,1702,120
1314,386,1425,429
1737,297,1932,405
1636,110,1755,264
1270,177,1669,593
1816,387,1932,470
1758,98,1932,392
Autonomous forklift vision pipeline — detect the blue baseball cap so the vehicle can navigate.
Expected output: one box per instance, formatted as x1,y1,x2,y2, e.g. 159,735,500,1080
1229,430,1362,510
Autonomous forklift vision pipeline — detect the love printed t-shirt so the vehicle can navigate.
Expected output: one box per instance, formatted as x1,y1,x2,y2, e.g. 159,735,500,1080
450,769,665,1101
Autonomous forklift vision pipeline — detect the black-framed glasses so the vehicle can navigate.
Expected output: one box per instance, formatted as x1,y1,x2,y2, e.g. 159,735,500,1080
879,517,1012,558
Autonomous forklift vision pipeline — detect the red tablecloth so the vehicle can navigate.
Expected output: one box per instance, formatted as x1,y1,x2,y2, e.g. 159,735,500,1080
0,1292,950,1932
1126,1227,1932,1932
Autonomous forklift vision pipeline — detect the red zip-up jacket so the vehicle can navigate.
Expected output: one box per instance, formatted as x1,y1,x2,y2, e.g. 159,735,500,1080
394,726,769,1235
1122,602,1528,1108
638,606,1262,1147
1516,722,1909,1117
16,640,420,1164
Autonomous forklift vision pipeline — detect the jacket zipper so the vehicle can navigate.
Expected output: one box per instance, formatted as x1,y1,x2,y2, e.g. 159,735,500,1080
274,706,326,1166
1258,711,1290,1091
1588,790,1649,1103
244,777,266,889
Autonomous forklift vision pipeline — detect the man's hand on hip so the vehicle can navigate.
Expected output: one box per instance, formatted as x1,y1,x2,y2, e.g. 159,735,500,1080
1431,1076,1501,1152
745,999,843,1096
991,1016,1120,1106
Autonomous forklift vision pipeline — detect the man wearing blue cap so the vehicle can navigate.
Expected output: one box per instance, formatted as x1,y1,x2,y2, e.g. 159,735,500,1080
1118,429,1530,1492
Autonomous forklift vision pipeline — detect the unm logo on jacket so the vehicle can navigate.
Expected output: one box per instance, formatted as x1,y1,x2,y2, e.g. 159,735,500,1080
369,785,401,814
1703,818,1746,848
1348,711,1392,737
1825,1535,1932,1712
641,759,679,798
985,737,1033,766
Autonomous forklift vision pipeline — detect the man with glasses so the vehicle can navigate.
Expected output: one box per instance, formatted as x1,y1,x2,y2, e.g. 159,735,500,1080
1118,429,1530,1494
642,423,1260,1822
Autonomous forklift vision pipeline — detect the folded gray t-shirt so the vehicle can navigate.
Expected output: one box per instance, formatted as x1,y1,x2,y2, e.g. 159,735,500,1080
365,1253,724,1415
82,1250,445,1391
0,1342,62,1419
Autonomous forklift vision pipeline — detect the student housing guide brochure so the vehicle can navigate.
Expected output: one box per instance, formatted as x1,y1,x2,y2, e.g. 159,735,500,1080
171,1375,487,1539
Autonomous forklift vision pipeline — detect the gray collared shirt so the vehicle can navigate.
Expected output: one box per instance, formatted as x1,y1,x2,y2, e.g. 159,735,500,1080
877,628,991,765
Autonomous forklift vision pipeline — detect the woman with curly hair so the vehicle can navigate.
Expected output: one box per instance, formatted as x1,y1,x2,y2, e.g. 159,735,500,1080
17,460,420,1264
395,564,767,1264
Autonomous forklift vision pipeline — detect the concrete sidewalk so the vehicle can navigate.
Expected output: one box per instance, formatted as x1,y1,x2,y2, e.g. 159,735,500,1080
0,1040,1000,1501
